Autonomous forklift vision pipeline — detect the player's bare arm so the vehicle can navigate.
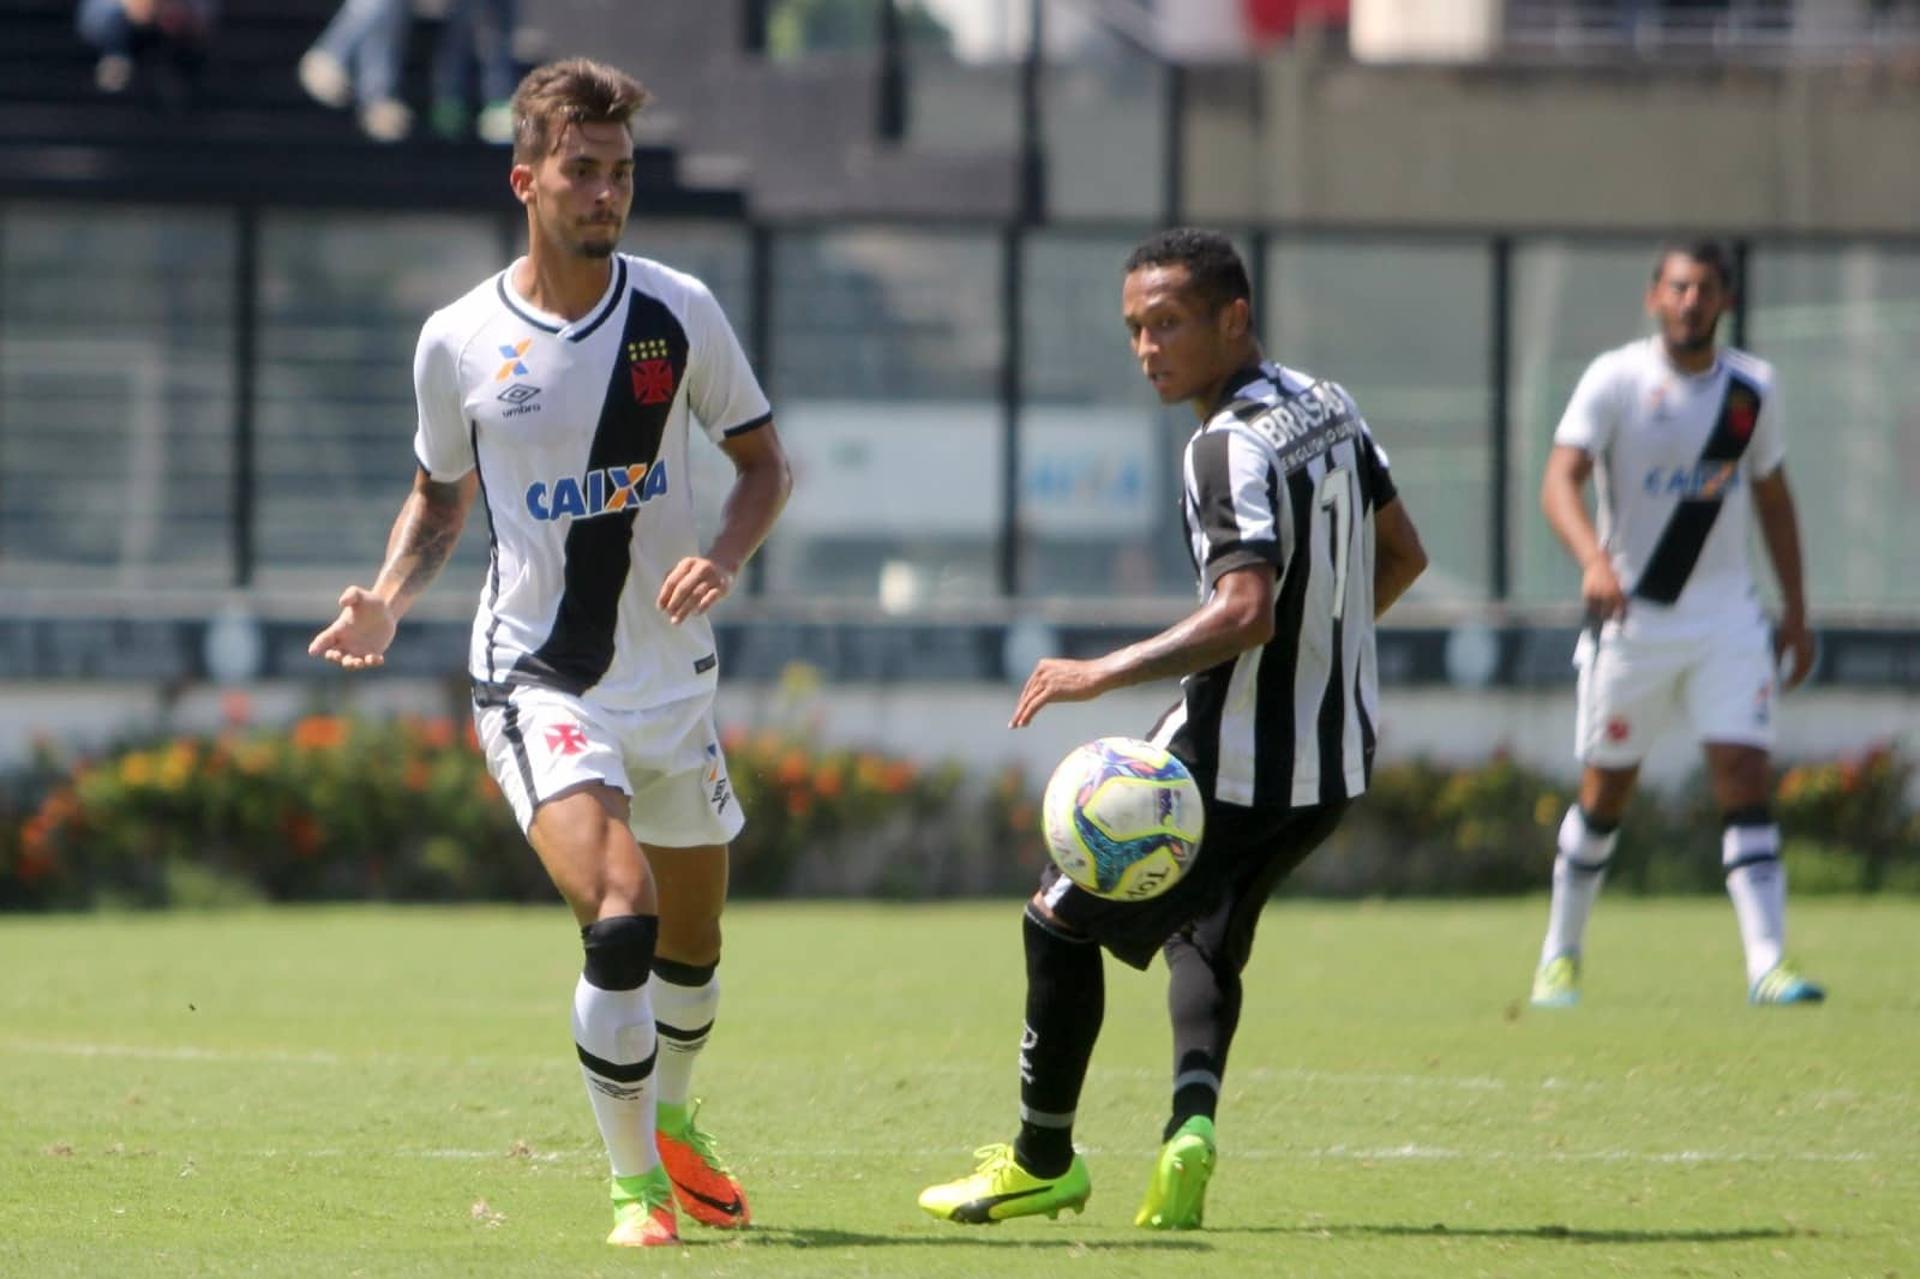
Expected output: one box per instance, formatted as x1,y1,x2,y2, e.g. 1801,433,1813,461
1541,443,1626,620
1010,565,1276,728
308,467,477,669
657,423,793,625
1372,496,1428,618
1752,465,1815,689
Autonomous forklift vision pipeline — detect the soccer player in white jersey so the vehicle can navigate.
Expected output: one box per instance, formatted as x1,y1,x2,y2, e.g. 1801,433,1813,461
1528,241,1822,1009
307,60,791,1246
919,229,1429,1230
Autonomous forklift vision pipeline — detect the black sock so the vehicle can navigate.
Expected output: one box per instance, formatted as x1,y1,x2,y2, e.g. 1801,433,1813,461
1163,931,1241,1141
1012,906,1103,1178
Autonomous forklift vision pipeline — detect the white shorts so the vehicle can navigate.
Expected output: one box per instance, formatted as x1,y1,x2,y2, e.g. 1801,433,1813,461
473,683,744,847
1574,617,1776,768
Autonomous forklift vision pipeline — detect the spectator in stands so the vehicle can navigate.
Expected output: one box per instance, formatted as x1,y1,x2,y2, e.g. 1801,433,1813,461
426,0,519,145
76,0,215,99
298,0,413,143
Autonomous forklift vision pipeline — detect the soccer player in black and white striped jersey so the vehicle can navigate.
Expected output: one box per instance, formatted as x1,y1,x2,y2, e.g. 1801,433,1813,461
919,229,1429,1230
1527,242,1823,1010
308,61,790,1247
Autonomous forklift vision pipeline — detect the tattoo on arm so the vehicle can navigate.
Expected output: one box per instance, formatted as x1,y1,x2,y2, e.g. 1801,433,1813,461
379,482,468,606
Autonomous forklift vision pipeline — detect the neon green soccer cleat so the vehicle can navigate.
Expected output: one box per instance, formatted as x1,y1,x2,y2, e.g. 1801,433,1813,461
918,1144,1091,1224
1134,1115,1216,1229
606,1165,679,1247
1530,952,1580,1008
1750,962,1826,1006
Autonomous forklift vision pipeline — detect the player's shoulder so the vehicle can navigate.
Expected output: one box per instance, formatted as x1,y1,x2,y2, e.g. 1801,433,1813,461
1584,336,1659,385
417,270,509,364
617,252,719,309
1720,346,1776,392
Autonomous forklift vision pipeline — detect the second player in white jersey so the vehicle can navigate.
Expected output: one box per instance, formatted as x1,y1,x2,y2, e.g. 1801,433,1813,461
1556,335,1783,628
414,251,771,710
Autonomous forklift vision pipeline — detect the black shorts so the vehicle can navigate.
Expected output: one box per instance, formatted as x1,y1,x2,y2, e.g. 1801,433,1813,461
1036,796,1350,970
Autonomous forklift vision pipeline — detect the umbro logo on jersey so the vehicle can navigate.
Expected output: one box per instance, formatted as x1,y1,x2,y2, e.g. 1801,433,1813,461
524,461,671,522
496,382,542,417
1643,462,1740,501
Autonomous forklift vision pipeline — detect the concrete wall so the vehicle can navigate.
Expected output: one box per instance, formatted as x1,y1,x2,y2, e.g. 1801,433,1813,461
1187,40,1920,232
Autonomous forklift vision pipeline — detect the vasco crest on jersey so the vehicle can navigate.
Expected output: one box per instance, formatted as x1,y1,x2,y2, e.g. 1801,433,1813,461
627,337,677,406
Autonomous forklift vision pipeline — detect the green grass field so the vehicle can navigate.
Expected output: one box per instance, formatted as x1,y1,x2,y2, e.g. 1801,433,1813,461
2,898,1915,1277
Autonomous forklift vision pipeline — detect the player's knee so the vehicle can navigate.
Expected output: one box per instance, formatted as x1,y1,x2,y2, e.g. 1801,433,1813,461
656,917,721,968
580,914,659,991
1721,805,1780,871
1557,805,1620,872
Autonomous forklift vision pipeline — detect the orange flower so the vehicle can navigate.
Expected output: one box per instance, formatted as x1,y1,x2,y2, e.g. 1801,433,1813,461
814,764,844,799
403,760,432,793
420,718,455,751
786,790,813,818
775,749,811,788
720,725,749,753
292,717,348,752
463,720,482,754
879,761,915,795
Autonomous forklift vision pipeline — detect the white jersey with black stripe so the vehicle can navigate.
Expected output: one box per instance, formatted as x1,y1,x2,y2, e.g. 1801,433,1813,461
1170,361,1396,810
1555,338,1782,630
412,253,772,710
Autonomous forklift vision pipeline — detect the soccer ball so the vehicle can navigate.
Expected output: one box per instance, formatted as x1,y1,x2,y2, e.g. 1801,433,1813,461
1041,737,1204,902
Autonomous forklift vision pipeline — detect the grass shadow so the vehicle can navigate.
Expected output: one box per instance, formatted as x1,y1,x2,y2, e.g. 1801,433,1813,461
1212,1222,1808,1245
733,1223,1213,1252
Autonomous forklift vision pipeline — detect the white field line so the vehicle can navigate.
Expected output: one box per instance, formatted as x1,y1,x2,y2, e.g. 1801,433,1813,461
6,1038,1909,1112
235,1144,1879,1167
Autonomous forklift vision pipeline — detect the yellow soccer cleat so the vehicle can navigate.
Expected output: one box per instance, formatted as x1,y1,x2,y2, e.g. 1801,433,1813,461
655,1099,750,1229
918,1144,1092,1224
606,1166,679,1248
1134,1115,1216,1229
1530,952,1580,1008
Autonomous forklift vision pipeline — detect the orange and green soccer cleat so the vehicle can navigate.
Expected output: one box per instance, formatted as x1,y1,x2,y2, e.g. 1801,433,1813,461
655,1100,750,1229
606,1166,679,1247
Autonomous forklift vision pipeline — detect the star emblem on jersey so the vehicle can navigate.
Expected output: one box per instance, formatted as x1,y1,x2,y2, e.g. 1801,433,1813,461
1726,393,1757,441
545,723,587,756
495,339,533,382
627,338,675,405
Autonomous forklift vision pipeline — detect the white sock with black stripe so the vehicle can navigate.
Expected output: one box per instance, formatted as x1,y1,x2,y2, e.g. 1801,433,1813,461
651,957,720,1111
575,916,660,1178
1540,806,1619,964
1723,814,1786,985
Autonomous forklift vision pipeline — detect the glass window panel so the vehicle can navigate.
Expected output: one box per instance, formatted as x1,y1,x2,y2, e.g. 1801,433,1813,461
1269,238,1494,604
1749,244,1920,613
1507,241,1656,606
766,229,1004,604
1042,49,1168,221
1018,231,1194,598
253,212,501,595
0,204,236,588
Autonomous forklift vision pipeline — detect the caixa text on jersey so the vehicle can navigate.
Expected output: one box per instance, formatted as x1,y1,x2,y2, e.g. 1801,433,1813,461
525,461,671,521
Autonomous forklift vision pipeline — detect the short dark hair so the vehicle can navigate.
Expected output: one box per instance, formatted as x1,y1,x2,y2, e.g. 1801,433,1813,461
511,58,651,164
1124,227,1252,313
1653,240,1735,291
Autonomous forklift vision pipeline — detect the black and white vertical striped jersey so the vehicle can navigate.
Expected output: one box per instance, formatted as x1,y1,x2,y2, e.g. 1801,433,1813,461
1158,361,1397,810
412,253,772,710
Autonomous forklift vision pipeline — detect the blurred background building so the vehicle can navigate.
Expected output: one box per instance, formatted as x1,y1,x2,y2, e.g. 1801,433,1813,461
2,0,1917,782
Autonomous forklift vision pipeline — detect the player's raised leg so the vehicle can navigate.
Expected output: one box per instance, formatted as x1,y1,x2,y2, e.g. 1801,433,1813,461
646,839,750,1228
918,898,1095,1223
1706,742,1824,1005
530,785,677,1248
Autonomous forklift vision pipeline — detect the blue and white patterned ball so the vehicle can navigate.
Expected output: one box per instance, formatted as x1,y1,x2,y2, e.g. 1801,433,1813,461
1041,737,1204,901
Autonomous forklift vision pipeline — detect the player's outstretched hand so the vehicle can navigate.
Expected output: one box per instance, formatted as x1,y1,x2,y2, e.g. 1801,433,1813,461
1011,658,1111,729
308,586,397,671
658,556,735,625
1774,610,1816,690
1580,555,1627,623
